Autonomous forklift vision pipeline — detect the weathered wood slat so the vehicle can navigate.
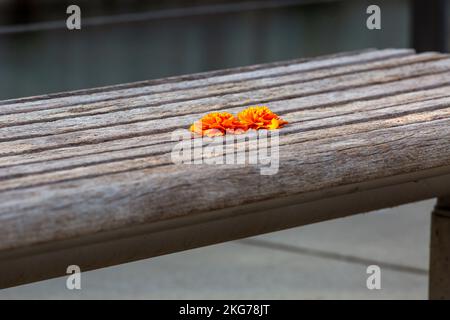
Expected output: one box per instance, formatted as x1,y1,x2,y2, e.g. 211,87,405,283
0,50,430,128
2,70,450,158
1,95,450,188
0,84,448,176
0,53,445,139
1,49,450,288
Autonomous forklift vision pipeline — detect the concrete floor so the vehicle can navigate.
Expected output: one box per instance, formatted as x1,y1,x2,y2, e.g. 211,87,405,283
0,199,434,299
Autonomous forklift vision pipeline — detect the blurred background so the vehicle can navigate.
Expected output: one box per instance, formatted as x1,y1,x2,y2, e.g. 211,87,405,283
0,0,448,299
0,0,417,100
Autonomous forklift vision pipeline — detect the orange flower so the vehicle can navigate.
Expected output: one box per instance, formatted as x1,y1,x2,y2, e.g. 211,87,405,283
237,106,288,130
189,112,247,137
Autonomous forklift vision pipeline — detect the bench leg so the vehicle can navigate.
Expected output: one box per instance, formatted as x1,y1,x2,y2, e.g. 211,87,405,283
429,197,450,299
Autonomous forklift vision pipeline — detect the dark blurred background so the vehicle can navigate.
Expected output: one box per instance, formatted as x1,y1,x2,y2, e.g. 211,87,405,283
0,0,447,100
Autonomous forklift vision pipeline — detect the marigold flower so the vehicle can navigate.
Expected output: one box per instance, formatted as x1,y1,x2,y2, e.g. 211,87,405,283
237,106,288,130
189,112,247,137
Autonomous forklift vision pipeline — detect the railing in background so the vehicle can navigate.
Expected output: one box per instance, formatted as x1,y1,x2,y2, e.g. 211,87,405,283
0,0,447,49
0,0,321,35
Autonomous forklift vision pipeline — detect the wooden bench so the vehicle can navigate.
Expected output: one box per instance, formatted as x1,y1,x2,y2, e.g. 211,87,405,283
1,48,450,298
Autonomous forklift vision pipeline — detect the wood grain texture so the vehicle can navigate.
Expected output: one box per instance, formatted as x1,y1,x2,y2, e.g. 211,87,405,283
1,48,450,261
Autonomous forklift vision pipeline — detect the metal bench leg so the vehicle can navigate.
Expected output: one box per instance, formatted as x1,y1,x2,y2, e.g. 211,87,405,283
429,197,450,299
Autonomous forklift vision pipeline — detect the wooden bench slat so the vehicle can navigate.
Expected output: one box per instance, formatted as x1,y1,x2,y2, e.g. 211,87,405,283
1,89,450,185
0,50,432,130
2,69,450,158
0,49,411,116
1,101,449,193
0,82,449,173
0,52,443,135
